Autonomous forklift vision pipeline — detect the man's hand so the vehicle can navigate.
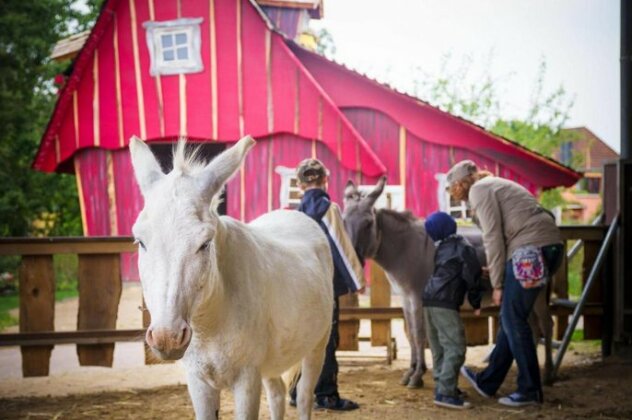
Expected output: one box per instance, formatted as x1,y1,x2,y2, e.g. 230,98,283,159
492,288,503,306
474,308,481,316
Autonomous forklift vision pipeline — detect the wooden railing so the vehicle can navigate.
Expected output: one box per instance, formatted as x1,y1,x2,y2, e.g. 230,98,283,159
0,237,137,377
0,224,610,376
337,224,609,357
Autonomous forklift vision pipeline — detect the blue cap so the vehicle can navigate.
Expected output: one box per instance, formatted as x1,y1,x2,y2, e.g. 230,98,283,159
424,211,457,242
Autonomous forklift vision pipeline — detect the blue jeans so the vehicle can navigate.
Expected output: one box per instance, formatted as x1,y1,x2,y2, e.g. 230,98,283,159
476,244,562,400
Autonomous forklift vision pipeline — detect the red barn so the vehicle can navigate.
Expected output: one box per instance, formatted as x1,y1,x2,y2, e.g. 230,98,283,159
34,0,579,280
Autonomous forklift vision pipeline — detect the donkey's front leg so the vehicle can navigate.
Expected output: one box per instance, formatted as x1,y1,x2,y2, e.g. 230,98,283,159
263,377,286,420
399,299,416,386
186,370,221,420
406,296,427,388
233,366,262,420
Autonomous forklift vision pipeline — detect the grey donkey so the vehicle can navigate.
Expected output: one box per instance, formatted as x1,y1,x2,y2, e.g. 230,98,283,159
342,176,556,387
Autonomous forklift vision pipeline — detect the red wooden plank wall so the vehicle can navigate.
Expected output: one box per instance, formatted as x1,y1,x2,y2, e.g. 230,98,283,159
36,0,383,179
344,108,538,216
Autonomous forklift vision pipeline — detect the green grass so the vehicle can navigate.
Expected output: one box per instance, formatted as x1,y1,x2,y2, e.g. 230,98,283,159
567,240,584,300
571,329,584,341
0,254,79,331
0,289,79,330
569,329,602,353
0,294,19,330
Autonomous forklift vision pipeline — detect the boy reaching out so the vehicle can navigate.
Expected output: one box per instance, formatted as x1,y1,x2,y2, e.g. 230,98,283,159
422,211,482,409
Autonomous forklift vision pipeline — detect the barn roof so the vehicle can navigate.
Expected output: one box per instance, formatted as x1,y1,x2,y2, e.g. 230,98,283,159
288,42,581,188
33,0,384,176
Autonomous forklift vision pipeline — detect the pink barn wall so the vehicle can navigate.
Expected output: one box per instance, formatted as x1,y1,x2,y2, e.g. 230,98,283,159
75,131,367,280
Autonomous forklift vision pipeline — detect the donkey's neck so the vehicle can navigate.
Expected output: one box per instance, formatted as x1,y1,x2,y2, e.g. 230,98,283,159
373,210,422,273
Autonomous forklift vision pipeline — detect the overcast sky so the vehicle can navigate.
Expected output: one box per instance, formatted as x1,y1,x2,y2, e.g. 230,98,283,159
310,0,620,153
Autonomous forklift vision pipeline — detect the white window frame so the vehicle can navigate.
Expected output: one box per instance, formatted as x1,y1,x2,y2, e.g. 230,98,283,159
436,173,471,220
144,18,203,76
275,166,302,209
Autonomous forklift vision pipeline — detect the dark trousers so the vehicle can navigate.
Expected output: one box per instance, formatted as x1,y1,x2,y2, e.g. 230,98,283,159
477,244,563,400
315,296,340,397
291,296,340,399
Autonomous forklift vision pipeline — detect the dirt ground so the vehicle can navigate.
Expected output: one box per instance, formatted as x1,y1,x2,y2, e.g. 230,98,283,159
2,284,632,419
2,350,632,419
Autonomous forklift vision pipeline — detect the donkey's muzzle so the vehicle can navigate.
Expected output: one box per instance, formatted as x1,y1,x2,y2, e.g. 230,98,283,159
146,322,192,360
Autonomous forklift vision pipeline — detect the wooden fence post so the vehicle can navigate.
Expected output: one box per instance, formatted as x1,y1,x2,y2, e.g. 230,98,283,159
77,254,122,366
338,293,359,351
370,262,391,346
463,316,489,345
553,242,569,340
19,255,55,377
582,240,603,339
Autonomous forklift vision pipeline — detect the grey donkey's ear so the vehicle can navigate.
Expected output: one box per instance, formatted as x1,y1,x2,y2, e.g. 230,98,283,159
364,176,387,207
344,179,360,203
129,136,165,196
344,179,357,194
196,135,256,202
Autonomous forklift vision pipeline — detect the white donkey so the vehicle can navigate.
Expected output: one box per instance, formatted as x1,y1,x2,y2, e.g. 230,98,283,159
129,136,333,420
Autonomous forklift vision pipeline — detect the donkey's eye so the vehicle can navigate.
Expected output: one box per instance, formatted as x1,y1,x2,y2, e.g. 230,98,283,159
198,240,212,253
134,238,146,251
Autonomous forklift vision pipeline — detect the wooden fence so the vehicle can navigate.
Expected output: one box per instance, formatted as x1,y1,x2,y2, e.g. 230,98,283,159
0,224,609,376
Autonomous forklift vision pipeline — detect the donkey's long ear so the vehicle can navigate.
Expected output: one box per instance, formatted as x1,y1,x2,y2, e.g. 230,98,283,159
197,135,256,201
364,176,387,208
129,136,165,196
343,179,359,206
344,179,357,195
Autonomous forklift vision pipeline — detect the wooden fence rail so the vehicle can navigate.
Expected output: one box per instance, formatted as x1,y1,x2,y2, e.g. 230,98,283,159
0,224,609,376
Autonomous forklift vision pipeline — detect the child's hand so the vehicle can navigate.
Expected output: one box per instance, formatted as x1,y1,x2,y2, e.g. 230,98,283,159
492,288,503,306
357,286,366,294
474,308,481,316
481,266,490,279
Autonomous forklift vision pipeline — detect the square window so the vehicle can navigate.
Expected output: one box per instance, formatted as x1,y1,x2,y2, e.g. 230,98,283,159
161,34,173,48
164,49,175,61
144,18,203,76
176,47,188,60
175,33,187,45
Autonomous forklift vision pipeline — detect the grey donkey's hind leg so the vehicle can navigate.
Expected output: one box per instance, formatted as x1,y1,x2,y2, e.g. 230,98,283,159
530,288,555,385
400,296,426,388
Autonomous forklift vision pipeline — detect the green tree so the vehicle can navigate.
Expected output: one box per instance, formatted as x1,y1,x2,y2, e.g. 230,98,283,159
412,56,580,209
315,28,336,60
0,1,100,237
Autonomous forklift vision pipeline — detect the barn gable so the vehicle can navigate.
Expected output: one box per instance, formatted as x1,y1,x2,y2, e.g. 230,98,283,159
33,0,385,178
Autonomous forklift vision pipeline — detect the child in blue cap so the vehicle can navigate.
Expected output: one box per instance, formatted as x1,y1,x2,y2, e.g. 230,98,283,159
423,211,482,409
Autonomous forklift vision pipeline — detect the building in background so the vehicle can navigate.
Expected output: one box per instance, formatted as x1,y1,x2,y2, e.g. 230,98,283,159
555,127,619,222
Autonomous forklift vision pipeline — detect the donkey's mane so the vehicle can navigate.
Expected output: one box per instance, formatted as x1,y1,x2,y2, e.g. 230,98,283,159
172,138,207,175
377,208,424,232
171,139,224,213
